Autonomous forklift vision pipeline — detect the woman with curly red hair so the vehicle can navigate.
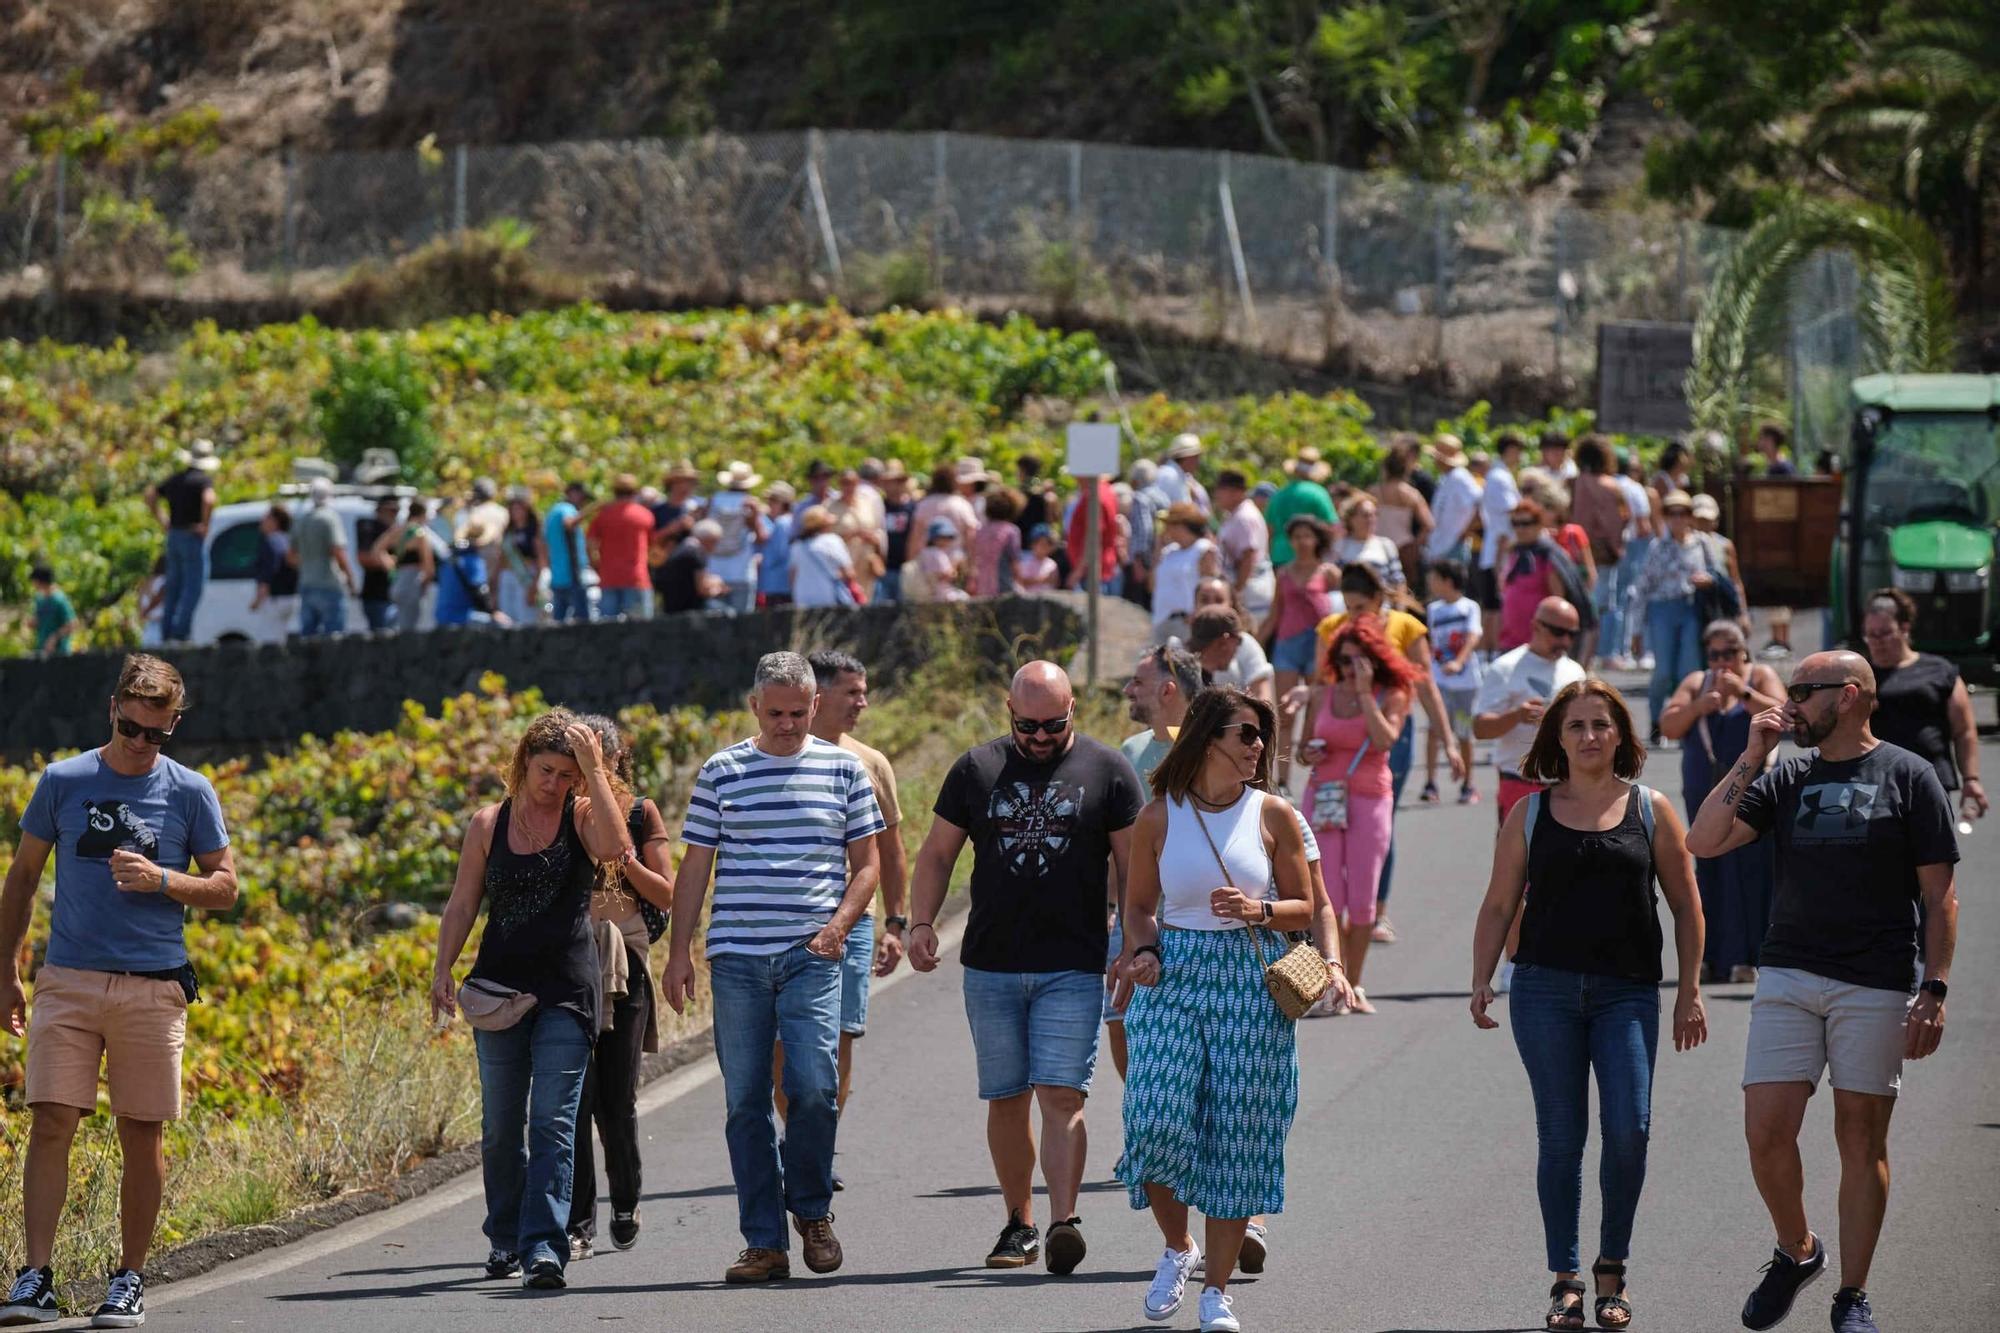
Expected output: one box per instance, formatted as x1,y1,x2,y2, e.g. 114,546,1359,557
1296,618,1419,1011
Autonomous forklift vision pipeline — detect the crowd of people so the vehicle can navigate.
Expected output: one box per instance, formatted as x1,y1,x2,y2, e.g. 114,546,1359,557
2,565,1973,1331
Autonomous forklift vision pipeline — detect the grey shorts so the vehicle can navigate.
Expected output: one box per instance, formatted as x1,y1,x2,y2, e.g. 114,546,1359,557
1742,966,1913,1098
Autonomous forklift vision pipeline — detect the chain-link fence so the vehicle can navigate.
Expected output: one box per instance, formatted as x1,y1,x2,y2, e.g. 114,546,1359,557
0,129,1858,449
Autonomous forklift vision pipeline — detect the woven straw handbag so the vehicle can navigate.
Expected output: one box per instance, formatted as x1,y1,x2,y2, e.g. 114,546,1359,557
1191,802,1331,1021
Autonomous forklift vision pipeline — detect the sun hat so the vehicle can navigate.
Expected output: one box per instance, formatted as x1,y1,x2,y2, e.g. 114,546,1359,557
1280,447,1332,482
1690,493,1721,520
764,479,797,503
1162,501,1208,532
954,456,992,485
664,458,700,483
176,437,221,473
717,461,764,491
1165,433,1203,461
879,459,910,482
927,518,959,541
1431,434,1469,469
1661,489,1695,514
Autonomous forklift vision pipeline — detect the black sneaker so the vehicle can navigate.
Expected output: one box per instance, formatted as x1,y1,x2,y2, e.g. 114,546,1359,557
1830,1288,1878,1333
483,1249,522,1280
0,1266,57,1325
566,1227,593,1263
90,1269,144,1329
609,1210,640,1251
984,1211,1040,1269
523,1259,566,1291
1044,1217,1086,1276
1742,1234,1826,1329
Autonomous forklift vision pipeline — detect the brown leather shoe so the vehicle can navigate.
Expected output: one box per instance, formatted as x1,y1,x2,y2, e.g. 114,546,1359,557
724,1247,791,1284
793,1213,843,1274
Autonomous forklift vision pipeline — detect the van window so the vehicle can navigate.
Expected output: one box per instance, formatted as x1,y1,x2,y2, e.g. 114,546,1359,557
209,520,265,581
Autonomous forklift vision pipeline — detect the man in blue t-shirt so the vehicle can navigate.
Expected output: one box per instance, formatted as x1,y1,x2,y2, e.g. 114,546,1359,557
543,480,594,623
662,651,882,1285
0,654,236,1327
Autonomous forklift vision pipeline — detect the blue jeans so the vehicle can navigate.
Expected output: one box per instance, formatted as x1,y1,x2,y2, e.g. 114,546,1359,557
961,967,1103,1100
476,1009,593,1269
711,941,842,1250
1377,714,1415,905
550,583,592,623
599,586,652,620
298,585,346,637
1508,963,1660,1273
840,915,876,1035
163,528,206,642
1646,597,1703,733
361,598,396,631
873,569,902,604
715,581,757,616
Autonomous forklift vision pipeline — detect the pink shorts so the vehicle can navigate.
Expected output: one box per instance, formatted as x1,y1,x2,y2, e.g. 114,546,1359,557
1311,791,1393,925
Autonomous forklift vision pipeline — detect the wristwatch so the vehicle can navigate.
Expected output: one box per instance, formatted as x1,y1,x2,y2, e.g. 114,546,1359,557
1920,978,1948,999
885,915,909,932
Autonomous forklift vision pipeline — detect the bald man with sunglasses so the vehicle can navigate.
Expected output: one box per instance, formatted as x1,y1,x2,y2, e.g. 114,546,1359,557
1687,651,1958,1333
1475,596,1587,823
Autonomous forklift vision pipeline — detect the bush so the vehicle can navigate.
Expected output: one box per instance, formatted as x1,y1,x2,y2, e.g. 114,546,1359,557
311,334,437,483
323,219,582,328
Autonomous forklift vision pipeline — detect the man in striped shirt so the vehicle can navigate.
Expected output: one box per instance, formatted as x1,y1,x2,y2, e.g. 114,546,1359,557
663,651,883,1285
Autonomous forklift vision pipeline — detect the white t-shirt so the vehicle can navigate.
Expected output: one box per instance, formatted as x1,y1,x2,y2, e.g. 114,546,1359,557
1427,466,1482,560
1426,595,1484,692
1152,537,1214,626
1616,475,1651,542
1214,634,1275,690
791,532,853,608
1475,644,1586,778
707,490,759,584
1478,462,1521,570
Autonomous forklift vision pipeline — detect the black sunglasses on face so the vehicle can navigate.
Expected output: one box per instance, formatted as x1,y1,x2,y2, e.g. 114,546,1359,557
1707,648,1744,662
1534,620,1578,640
1011,711,1073,736
1786,682,1849,705
112,703,179,745
1510,518,1539,529
1216,721,1268,744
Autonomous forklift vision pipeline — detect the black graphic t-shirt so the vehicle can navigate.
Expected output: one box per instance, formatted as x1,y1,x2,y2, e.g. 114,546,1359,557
934,735,1146,974
1738,741,1959,992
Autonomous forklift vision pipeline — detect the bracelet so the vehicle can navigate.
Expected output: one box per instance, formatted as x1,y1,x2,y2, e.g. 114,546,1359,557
1325,959,1346,972
159,868,169,894
1132,944,1162,963
885,914,910,930
909,921,935,935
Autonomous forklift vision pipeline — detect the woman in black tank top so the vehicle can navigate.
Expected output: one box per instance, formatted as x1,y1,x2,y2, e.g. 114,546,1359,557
1468,680,1708,1332
431,710,636,1291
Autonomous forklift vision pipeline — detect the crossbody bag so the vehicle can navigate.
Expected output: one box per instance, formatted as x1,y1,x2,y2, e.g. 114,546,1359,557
1190,802,1330,1021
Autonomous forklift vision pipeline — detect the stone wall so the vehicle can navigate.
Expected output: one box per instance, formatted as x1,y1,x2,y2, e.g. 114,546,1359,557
0,597,1082,761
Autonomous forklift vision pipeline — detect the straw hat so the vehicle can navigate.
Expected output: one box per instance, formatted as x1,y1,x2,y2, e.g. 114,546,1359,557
878,459,910,482
716,460,764,491
954,456,993,485
176,437,221,473
1165,433,1204,462
1430,434,1469,469
764,479,797,503
1661,489,1695,514
1690,494,1721,520
1162,501,1208,533
1280,447,1332,482
664,458,700,483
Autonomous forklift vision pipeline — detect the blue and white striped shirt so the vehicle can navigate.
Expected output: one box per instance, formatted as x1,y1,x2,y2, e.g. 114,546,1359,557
682,737,885,957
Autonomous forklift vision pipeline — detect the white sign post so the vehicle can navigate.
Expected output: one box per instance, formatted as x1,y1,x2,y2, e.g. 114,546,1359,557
1065,423,1122,686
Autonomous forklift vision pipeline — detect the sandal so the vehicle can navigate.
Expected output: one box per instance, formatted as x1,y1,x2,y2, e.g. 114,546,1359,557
1591,1260,1632,1329
1546,1277,1586,1330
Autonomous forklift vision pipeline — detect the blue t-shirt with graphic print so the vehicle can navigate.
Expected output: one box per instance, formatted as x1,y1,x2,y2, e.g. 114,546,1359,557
21,750,230,972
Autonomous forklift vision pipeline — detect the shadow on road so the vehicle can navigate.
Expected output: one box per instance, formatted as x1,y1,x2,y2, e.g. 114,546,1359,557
918,1180,1125,1200
639,1183,738,1200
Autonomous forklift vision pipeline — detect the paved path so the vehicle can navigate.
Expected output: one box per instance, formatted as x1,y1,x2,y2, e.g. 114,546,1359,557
135,735,1997,1333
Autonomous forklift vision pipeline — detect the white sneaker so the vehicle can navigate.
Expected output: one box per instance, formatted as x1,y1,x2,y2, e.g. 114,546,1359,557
1199,1285,1242,1331
1637,653,1656,671
1144,1243,1201,1321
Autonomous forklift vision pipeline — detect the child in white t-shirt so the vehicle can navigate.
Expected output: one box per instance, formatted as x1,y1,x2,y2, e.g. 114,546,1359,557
1423,558,1484,805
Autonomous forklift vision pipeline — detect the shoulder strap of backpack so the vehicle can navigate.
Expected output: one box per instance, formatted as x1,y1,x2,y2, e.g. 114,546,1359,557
1633,783,1655,844
1521,790,1543,853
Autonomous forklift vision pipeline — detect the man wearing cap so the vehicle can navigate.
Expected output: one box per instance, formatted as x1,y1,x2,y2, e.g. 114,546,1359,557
708,462,770,615
649,461,704,604
1474,433,1526,652
757,481,799,608
1425,434,1481,567
295,476,357,638
876,463,917,602
1155,434,1211,514
589,474,658,620
1266,448,1337,568
145,439,220,643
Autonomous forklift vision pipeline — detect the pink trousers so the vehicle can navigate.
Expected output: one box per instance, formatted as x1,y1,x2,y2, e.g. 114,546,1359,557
1311,790,1394,925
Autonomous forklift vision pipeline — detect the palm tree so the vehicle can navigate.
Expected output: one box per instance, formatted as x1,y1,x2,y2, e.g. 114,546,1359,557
1687,194,1958,436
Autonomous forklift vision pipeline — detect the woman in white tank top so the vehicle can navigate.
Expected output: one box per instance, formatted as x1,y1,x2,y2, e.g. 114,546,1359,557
1110,685,1327,1332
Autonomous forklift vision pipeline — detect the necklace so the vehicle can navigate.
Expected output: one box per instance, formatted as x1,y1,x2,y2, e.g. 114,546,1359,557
511,798,562,853
1188,782,1242,810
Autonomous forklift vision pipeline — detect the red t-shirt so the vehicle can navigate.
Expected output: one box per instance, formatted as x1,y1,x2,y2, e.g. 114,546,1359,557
588,500,656,590
1066,478,1120,583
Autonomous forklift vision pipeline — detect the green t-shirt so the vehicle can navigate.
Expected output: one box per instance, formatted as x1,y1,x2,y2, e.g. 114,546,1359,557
1265,479,1336,566
1120,728,1176,787
34,589,75,655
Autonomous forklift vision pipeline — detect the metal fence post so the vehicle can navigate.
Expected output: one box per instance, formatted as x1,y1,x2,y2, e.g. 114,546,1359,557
453,144,468,234
1067,140,1082,237
805,128,843,285
1321,166,1338,279
1552,208,1567,381
51,149,66,272
1217,151,1259,342
280,148,298,284
932,131,948,290
1433,186,1460,370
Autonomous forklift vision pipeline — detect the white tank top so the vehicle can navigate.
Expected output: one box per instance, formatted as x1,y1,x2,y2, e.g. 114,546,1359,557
1158,789,1272,931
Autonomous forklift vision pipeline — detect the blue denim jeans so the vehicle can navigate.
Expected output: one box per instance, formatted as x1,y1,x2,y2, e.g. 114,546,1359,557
873,569,902,604
361,597,396,631
1376,714,1415,905
1646,596,1703,733
1621,537,1653,655
1507,963,1660,1273
717,580,758,616
475,1008,593,1269
163,528,206,642
298,585,346,637
711,942,842,1249
599,586,652,620
549,583,593,623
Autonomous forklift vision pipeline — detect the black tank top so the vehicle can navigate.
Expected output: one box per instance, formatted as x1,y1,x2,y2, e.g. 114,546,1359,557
1515,786,1663,983
469,795,599,1034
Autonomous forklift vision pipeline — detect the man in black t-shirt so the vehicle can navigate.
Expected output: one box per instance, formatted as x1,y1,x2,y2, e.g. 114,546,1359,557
354,496,399,630
908,661,1144,1278
657,521,724,615
876,462,917,601
1687,651,1958,1333
144,439,219,642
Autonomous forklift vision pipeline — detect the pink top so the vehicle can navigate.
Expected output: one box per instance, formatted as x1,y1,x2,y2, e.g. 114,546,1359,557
1274,565,1334,640
1500,548,1554,650
1310,690,1395,798
970,520,1021,597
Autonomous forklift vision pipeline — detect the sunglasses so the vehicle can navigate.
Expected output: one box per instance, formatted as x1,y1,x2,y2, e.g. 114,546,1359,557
112,703,179,746
1510,518,1539,529
1216,721,1268,745
1785,682,1849,705
1706,648,1744,662
1534,620,1578,640
1011,710,1073,736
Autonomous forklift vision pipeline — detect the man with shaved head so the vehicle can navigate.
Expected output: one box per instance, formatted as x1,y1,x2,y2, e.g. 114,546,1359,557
1687,651,1958,1333
1474,596,1587,823
908,660,1146,1278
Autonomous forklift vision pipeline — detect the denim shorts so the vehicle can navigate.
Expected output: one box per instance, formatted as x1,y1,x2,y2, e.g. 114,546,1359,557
1103,918,1127,1024
1271,628,1319,675
961,967,1103,1100
840,915,876,1036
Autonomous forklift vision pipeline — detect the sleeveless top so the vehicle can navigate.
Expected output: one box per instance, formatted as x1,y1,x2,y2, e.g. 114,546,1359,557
1158,789,1271,931
1375,503,1415,547
1310,690,1394,797
1516,786,1663,983
469,795,600,1034
1871,653,1962,792
1274,564,1333,639
1152,537,1214,626
1681,691,1755,808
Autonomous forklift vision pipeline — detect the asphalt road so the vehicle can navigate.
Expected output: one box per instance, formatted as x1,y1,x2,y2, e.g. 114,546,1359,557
134,729,1997,1333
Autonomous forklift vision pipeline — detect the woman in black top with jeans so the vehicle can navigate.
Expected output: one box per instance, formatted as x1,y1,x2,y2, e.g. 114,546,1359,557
432,710,633,1291
1470,680,1708,1331
1859,587,1988,825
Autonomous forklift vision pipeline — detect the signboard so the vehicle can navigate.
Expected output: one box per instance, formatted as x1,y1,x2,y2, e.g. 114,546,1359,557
1596,321,1695,436
1064,422,1122,478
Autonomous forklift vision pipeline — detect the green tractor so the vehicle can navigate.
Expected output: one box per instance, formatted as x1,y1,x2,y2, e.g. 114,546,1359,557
1831,374,2000,686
